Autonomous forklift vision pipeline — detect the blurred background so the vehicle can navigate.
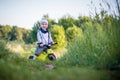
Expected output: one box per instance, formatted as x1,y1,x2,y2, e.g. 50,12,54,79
0,0,120,80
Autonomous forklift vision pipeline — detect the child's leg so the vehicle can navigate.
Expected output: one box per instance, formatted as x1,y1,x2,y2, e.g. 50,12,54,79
33,46,44,60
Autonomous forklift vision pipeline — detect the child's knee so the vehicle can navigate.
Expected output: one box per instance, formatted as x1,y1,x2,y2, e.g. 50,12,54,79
34,47,43,56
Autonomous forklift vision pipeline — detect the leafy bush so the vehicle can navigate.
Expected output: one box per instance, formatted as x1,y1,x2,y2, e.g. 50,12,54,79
23,30,33,44
66,25,83,42
50,25,67,49
0,25,12,39
0,40,11,59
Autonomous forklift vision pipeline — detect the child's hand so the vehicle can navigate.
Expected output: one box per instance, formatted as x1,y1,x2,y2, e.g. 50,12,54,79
52,42,57,45
40,44,44,47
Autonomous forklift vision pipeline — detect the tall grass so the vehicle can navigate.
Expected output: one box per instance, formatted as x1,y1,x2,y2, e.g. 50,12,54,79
59,16,120,69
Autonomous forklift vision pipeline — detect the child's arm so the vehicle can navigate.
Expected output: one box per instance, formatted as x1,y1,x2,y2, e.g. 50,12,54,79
37,31,43,47
37,31,42,43
49,32,57,44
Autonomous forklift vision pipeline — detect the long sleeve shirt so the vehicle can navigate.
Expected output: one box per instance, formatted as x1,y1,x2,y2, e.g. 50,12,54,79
37,28,53,45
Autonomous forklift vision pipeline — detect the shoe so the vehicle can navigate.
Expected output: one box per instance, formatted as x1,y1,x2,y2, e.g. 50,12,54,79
33,55,36,60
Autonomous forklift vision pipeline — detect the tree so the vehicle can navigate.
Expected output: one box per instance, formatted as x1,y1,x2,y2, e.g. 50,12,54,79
30,21,40,42
75,16,92,27
0,25,12,40
0,25,2,38
50,25,66,49
9,26,23,41
58,16,75,30
16,28,23,41
23,30,32,44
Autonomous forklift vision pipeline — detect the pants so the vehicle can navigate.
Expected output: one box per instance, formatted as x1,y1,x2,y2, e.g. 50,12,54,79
34,46,44,56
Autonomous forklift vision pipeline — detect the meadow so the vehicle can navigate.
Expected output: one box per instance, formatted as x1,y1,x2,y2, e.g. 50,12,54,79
0,15,120,80
0,1,120,79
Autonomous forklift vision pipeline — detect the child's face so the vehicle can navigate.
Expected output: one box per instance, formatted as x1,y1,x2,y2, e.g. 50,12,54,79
41,22,48,29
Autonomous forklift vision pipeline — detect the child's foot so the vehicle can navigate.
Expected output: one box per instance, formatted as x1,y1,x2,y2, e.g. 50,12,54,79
33,55,36,60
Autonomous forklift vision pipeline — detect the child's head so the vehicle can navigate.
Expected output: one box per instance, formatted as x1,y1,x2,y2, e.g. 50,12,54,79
40,19,48,30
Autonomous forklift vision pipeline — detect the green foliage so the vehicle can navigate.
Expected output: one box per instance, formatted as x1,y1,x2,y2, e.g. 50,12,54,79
58,16,75,30
9,26,23,41
23,30,32,44
0,25,32,44
30,21,40,42
50,25,66,49
0,59,111,80
1,1,120,80
9,26,17,40
0,40,116,80
0,25,12,40
0,16,119,80
0,40,14,59
66,25,83,42
75,16,92,27
59,16,120,69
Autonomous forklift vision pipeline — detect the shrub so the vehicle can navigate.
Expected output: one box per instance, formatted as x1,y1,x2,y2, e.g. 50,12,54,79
50,25,67,49
0,40,11,59
66,25,83,42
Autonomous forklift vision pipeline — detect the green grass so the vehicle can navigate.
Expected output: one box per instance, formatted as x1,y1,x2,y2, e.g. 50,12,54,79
0,55,114,80
0,17,120,80
58,18,120,69
0,35,120,80
0,53,119,80
0,61,112,80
